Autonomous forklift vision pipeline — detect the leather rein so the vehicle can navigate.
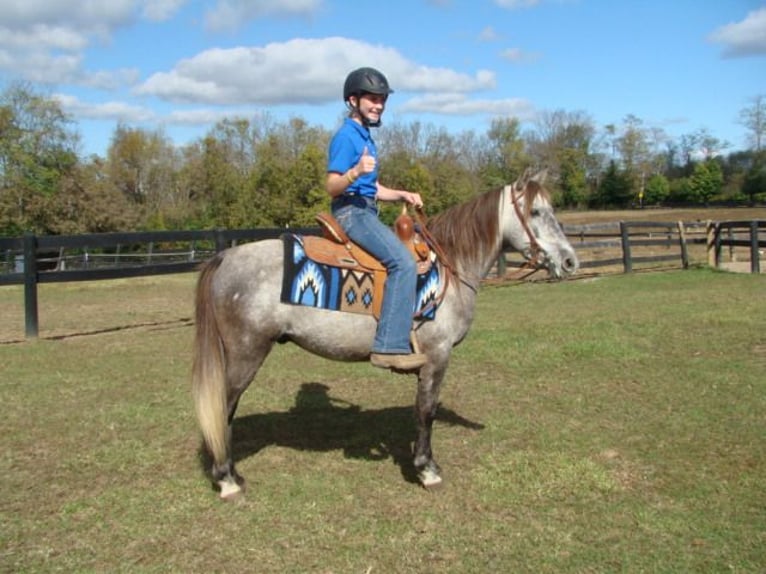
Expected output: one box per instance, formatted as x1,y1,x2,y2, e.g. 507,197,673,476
411,206,458,319
506,183,544,280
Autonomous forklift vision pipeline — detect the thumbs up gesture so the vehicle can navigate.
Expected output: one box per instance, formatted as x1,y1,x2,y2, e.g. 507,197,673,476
354,146,376,176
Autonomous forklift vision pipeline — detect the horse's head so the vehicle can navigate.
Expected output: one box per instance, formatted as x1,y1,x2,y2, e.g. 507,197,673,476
502,170,579,279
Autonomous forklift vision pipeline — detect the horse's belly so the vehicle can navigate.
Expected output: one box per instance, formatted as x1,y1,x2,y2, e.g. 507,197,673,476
282,310,378,361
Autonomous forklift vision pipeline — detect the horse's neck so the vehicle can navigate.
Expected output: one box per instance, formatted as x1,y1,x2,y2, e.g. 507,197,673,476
453,241,501,286
442,189,506,288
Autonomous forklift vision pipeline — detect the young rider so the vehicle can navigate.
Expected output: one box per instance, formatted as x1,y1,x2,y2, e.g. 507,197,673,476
325,67,427,372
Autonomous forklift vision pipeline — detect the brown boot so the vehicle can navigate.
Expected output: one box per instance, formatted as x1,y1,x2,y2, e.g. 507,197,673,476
370,352,427,371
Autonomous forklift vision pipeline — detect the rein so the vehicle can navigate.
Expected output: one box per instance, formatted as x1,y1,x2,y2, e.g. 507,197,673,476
506,184,543,281
410,207,464,319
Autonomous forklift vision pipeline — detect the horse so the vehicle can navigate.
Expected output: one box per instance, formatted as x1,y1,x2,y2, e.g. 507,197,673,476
192,170,578,500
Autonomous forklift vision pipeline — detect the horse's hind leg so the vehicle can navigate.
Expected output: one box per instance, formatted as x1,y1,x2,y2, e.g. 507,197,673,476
413,363,447,488
213,342,273,500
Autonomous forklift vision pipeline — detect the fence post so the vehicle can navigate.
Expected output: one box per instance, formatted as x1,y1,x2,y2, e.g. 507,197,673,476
214,228,227,253
677,221,689,269
23,232,39,338
714,223,722,267
750,221,761,274
706,220,716,268
496,253,507,278
620,221,632,273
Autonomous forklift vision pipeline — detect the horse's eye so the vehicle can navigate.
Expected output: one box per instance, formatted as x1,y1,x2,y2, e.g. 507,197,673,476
530,208,540,217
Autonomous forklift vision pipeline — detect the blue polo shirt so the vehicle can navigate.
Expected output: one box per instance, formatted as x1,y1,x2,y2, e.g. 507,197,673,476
327,118,378,199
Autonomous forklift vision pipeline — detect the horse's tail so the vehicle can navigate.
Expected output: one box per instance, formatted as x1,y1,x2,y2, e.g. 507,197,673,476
191,253,229,468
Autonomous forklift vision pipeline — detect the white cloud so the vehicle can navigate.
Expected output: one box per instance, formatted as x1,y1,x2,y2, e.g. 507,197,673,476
708,7,766,58
478,26,501,42
135,37,496,105
500,47,541,64
205,0,323,32
166,108,257,125
54,92,260,128
54,93,156,122
0,48,83,85
494,0,541,9
0,24,89,52
0,0,180,87
398,93,535,120
141,0,187,21
0,0,137,37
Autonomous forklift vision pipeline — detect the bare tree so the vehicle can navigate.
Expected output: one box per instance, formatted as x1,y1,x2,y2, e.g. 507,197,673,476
738,94,766,152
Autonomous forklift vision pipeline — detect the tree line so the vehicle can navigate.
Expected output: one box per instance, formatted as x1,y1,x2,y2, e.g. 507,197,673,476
1,83,764,237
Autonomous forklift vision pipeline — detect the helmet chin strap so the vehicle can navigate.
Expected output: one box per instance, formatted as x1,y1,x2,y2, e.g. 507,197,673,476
348,99,381,128
362,113,381,128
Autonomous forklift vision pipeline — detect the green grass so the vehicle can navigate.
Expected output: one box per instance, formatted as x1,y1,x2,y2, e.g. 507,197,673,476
1,269,765,572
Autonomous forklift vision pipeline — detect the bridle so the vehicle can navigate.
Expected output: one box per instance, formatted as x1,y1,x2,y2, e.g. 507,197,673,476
409,181,547,319
506,183,544,280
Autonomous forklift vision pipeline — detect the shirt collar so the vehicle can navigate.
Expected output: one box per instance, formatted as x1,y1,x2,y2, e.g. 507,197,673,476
345,117,371,140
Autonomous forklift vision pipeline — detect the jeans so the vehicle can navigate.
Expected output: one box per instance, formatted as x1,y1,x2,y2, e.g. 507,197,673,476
332,195,417,354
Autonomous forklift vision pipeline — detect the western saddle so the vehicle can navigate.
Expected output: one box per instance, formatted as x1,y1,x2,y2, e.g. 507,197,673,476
300,208,434,320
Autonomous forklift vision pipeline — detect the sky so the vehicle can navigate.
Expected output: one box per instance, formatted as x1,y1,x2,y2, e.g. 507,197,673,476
1,0,765,158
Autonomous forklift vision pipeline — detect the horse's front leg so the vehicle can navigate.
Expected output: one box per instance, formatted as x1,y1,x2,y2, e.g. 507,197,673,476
413,363,447,488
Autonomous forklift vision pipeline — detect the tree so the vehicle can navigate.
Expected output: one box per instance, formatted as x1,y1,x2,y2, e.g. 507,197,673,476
694,128,729,159
47,158,138,233
615,115,651,201
480,117,529,188
106,124,179,216
558,147,589,207
741,150,766,205
687,160,723,205
248,119,331,228
593,160,632,208
0,83,80,234
739,94,766,152
526,109,596,207
643,174,670,205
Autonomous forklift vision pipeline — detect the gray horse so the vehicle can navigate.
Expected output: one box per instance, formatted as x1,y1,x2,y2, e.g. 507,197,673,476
192,171,578,499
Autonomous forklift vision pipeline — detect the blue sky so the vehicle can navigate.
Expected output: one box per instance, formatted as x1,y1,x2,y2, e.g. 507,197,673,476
1,0,764,157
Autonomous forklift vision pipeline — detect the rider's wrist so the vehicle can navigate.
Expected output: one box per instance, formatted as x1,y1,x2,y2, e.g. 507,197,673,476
346,169,357,184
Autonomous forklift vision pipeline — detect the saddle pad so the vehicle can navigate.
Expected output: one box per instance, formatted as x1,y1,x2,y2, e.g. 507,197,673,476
280,233,439,319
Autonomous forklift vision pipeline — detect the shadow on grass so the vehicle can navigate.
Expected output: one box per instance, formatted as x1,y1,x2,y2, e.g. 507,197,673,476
220,382,485,485
0,317,194,345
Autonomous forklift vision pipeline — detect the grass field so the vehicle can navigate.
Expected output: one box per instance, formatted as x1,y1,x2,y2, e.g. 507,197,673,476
1,266,765,572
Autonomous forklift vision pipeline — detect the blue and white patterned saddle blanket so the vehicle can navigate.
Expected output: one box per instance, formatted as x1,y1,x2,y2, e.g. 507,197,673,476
280,233,440,320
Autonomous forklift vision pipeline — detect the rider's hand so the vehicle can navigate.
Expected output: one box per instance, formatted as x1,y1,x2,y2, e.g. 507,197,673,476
353,146,376,177
402,191,423,209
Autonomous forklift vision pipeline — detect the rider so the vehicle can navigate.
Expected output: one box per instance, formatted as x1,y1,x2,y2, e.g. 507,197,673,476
325,67,427,372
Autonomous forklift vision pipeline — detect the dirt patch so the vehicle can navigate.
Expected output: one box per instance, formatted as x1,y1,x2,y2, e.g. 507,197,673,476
719,261,763,274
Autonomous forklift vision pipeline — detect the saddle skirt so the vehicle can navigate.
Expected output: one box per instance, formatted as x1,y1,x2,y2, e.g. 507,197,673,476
280,212,440,320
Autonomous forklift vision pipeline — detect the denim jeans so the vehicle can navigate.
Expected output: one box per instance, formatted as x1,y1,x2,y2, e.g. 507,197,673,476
332,195,417,354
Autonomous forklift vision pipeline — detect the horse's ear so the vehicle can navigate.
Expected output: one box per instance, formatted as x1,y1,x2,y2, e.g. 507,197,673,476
530,168,548,184
514,168,533,190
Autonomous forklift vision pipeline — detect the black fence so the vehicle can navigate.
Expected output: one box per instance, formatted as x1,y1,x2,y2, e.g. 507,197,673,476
2,219,763,338
0,227,319,338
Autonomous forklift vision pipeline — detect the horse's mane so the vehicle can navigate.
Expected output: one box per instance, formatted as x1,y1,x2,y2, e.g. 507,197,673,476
426,180,548,267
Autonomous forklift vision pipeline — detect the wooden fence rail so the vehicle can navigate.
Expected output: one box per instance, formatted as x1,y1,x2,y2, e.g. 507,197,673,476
1,219,763,338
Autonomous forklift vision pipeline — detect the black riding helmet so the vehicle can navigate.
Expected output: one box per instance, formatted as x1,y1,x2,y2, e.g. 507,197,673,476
343,67,393,127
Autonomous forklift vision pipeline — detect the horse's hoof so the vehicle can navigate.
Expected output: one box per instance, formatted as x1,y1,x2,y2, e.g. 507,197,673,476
418,468,443,489
219,479,245,501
